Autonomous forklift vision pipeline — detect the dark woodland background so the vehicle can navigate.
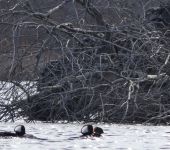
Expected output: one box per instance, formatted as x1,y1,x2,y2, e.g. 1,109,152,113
0,0,170,124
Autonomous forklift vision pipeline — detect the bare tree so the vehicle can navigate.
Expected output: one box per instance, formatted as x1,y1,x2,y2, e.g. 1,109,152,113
0,0,170,124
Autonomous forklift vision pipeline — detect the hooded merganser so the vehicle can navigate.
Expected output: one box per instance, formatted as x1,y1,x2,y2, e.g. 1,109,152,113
92,127,104,137
0,125,47,140
0,125,25,137
14,125,25,136
81,125,104,137
81,124,93,136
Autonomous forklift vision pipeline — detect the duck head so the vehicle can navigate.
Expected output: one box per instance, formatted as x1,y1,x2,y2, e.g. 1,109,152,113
93,127,104,137
81,124,93,136
14,125,25,136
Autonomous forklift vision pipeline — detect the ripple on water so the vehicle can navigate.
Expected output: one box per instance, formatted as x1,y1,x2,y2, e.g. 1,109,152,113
0,123,170,150
160,146,170,150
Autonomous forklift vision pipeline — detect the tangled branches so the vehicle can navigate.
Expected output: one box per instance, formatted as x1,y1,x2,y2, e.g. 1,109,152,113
0,0,170,124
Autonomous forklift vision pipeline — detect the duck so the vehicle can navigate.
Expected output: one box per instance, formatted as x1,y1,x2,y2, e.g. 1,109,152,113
81,124,104,137
93,127,104,137
0,125,46,140
81,124,93,136
0,125,49,141
0,125,25,137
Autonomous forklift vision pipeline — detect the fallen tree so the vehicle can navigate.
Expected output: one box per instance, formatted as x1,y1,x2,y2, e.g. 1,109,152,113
0,0,170,124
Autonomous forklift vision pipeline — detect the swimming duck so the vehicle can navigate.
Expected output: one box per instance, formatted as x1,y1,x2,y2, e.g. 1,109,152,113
81,124,104,137
0,125,25,137
93,127,104,137
81,124,93,136
0,125,47,140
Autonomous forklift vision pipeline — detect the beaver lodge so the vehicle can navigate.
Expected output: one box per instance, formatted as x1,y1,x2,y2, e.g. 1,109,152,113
0,0,170,124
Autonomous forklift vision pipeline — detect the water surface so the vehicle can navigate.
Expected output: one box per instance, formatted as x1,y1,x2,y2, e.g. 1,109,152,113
0,122,170,150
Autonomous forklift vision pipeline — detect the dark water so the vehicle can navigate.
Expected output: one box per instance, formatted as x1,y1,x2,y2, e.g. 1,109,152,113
0,122,170,150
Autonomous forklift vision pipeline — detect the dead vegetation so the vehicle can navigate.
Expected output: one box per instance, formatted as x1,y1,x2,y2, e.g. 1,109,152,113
0,0,170,124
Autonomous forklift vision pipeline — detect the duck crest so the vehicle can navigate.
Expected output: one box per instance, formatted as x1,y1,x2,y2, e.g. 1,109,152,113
81,125,104,137
93,127,104,137
81,124,93,136
14,125,25,136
